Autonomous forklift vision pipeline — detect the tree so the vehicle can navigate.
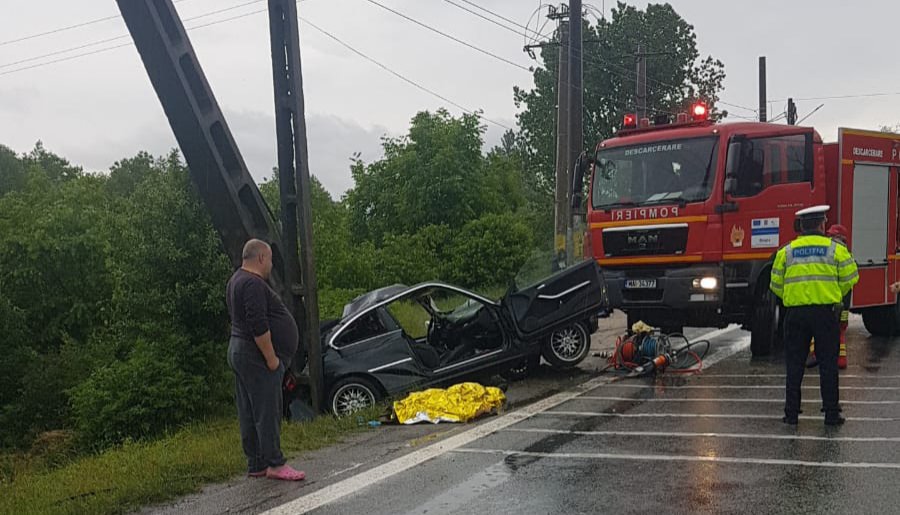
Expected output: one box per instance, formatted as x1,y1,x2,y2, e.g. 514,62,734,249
0,145,26,197
346,110,488,243
513,2,727,242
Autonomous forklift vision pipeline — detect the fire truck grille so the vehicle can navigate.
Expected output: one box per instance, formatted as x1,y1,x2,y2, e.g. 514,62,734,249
601,225,689,257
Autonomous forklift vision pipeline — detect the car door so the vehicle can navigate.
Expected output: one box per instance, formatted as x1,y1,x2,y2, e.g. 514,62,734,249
327,310,428,394
503,259,608,338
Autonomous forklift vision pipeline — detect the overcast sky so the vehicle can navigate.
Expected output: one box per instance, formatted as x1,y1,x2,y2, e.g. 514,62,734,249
1,0,898,198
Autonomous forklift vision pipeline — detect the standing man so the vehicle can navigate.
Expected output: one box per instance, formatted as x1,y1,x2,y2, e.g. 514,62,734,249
226,239,305,481
770,206,859,426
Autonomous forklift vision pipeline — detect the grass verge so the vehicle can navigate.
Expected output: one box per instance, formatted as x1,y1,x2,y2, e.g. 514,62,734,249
0,408,382,515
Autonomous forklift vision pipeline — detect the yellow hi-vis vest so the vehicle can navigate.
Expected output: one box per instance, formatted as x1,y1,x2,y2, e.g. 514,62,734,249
769,234,859,307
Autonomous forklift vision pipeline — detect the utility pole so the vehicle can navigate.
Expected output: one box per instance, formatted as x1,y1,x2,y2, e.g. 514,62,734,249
267,0,323,413
566,0,583,265
635,43,647,121
758,56,767,122
554,18,570,270
787,98,797,125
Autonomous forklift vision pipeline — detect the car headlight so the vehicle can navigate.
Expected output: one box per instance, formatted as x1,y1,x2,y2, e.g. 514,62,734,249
693,277,718,290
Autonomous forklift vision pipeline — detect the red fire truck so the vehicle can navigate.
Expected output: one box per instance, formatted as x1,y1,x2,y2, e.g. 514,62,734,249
577,105,900,356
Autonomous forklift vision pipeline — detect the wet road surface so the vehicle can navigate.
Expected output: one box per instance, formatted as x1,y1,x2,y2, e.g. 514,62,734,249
266,318,900,515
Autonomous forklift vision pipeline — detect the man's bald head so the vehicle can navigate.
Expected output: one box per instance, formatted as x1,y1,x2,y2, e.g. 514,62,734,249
242,239,271,261
241,239,274,279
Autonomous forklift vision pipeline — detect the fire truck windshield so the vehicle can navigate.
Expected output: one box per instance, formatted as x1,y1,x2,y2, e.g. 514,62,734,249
592,136,719,209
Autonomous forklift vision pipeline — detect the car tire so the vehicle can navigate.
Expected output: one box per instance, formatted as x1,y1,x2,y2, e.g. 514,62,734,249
500,355,540,381
542,322,591,370
328,376,382,417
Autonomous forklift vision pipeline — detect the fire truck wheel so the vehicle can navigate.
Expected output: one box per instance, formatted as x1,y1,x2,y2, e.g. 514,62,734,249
862,304,900,337
750,287,781,356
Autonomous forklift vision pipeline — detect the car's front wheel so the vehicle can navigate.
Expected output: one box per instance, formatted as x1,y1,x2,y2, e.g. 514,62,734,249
328,376,382,416
542,322,591,370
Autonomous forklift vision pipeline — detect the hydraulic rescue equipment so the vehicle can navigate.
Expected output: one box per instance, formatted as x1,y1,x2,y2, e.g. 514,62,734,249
602,322,710,377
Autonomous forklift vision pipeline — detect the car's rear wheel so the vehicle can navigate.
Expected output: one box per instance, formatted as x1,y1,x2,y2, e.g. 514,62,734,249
328,376,381,416
542,322,591,370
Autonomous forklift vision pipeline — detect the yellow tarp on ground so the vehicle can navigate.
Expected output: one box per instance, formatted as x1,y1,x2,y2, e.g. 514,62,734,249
392,382,506,425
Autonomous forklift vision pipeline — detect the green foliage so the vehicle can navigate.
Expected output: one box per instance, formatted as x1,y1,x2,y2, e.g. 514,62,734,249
69,340,207,448
448,213,534,288
347,110,490,243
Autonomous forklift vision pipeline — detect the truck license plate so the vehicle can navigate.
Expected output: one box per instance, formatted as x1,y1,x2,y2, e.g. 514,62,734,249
625,278,657,289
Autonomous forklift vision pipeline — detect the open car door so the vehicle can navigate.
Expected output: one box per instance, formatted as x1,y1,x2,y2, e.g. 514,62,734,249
503,259,608,338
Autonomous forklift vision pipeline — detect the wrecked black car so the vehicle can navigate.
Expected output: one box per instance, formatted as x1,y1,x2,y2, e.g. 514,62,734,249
316,258,608,416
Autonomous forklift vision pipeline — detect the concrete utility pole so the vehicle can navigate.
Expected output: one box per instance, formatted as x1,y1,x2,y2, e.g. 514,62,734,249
635,43,647,121
566,0,583,265
554,19,570,269
787,98,797,125
267,0,323,412
759,56,767,122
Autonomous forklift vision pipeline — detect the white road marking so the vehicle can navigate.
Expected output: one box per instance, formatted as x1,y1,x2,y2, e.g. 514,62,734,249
262,326,742,514
599,384,900,391
576,396,900,405
699,374,900,379
540,411,900,421
503,427,900,443
451,448,900,470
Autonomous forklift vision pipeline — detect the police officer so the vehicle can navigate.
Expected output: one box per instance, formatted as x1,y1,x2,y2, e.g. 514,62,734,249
770,206,859,426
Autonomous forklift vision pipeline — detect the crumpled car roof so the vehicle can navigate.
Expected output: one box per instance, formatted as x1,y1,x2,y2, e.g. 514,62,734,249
341,284,410,320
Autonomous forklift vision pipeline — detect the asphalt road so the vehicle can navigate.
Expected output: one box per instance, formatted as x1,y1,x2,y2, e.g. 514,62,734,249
145,315,900,515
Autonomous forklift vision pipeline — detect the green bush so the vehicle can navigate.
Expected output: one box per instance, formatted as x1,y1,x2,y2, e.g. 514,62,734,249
69,340,207,448
448,213,534,288
374,224,453,286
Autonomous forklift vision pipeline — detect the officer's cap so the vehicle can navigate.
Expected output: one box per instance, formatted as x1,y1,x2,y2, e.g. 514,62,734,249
795,205,829,222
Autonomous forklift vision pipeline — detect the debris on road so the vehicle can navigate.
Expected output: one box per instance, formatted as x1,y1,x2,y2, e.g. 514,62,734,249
392,382,506,424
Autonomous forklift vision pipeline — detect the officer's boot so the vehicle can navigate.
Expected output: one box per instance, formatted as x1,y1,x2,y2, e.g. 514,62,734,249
821,369,844,426
805,339,818,368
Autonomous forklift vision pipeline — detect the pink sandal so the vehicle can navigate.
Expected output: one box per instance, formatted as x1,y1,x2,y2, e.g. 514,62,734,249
266,465,306,481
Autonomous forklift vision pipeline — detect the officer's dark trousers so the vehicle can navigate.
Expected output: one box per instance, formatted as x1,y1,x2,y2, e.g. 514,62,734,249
783,305,840,417
227,337,287,473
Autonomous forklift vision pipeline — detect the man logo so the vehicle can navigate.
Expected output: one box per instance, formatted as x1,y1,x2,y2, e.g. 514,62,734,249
628,232,659,250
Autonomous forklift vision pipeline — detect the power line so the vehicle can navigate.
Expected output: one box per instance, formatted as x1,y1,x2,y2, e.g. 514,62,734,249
0,0,268,70
361,0,532,73
0,0,193,48
440,0,523,38
298,16,511,130
0,4,288,77
453,0,545,38
773,91,900,102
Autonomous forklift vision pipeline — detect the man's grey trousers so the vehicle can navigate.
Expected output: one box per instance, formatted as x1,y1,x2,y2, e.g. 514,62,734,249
227,338,287,473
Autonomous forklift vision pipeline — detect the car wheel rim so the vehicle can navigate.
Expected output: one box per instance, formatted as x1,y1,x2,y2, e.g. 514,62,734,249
333,384,375,416
551,325,586,362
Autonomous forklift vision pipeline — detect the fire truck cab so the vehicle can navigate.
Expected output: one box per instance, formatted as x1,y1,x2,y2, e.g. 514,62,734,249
583,112,900,356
